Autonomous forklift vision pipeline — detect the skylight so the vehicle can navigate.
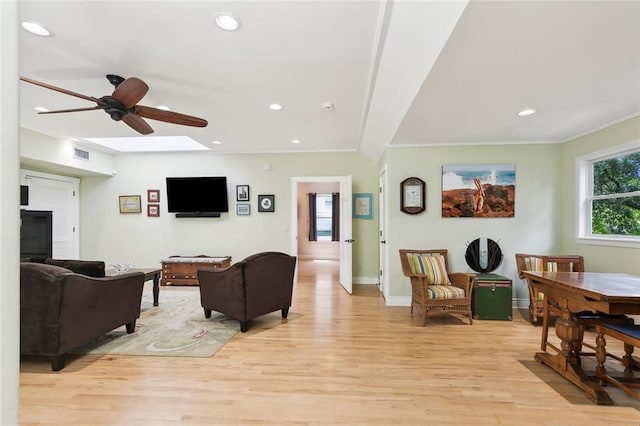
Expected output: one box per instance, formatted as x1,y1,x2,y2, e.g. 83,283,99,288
84,136,210,153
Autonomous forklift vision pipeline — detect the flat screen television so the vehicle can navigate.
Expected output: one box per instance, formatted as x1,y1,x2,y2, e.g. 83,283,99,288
166,176,229,216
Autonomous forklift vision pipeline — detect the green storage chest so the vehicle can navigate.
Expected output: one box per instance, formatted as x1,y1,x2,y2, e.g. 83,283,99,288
472,273,512,320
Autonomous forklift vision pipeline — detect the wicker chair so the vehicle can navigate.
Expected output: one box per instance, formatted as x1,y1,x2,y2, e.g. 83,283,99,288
399,249,475,325
515,253,632,356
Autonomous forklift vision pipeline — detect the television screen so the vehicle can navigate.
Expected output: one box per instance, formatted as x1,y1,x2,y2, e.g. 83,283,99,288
166,176,229,213
20,210,53,261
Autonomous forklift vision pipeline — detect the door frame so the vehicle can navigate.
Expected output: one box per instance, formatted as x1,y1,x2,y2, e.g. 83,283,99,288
290,175,352,293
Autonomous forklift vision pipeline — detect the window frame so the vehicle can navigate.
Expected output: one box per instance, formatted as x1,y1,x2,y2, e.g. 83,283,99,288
575,139,640,248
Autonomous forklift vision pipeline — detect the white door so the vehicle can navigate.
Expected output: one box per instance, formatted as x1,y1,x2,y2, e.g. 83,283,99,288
20,170,79,258
339,175,353,294
379,165,387,298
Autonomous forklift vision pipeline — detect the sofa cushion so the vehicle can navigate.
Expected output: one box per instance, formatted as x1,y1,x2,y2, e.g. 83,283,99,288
45,258,106,277
407,254,450,285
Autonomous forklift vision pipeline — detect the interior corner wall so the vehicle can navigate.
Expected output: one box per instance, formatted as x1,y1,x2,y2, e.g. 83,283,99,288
0,1,20,423
385,143,563,307
78,151,379,279
559,116,640,274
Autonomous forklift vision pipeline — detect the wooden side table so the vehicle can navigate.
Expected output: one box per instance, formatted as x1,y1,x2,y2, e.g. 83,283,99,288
161,256,231,286
472,273,512,320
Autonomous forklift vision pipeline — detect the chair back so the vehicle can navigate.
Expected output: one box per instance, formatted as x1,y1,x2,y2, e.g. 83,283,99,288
399,249,450,277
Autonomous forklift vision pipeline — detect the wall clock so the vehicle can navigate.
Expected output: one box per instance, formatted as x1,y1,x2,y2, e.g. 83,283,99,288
400,177,425,214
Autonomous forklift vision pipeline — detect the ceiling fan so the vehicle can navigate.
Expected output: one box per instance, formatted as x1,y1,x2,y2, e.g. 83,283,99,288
20,74,208,135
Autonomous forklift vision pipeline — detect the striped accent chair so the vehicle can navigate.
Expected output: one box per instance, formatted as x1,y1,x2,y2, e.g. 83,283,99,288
399,249,475,326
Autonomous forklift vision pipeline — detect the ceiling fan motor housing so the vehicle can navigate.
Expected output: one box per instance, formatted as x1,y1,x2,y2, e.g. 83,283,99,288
99,96,128,121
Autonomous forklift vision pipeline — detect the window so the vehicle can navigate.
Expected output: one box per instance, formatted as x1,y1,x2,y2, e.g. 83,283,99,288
308,192,340,242
576,141,640,247
315,194,333,241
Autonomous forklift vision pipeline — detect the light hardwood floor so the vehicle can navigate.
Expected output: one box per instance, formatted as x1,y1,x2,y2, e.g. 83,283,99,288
20,260,639,425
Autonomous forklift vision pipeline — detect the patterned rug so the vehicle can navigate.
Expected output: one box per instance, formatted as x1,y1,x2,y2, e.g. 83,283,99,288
73,289,239,357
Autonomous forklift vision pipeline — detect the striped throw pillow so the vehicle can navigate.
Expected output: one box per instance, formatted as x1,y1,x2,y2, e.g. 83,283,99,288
407,254,450,285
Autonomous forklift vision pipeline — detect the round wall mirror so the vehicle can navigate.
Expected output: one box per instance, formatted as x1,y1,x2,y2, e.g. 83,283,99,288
465,238,503,273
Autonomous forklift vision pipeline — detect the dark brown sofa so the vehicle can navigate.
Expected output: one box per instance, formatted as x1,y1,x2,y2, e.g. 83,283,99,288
20,262,145,371
198,251,296,332
45,258,106,277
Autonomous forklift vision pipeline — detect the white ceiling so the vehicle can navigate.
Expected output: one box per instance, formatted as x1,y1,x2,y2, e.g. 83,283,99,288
18,1,640,159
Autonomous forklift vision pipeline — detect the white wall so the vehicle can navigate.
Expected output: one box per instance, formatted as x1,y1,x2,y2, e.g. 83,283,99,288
385,143,563,307
78,151,379,277
1,1,20,423
559,116,640,274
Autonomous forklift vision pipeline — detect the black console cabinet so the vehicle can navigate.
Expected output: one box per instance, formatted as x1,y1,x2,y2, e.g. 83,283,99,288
20,209,53,262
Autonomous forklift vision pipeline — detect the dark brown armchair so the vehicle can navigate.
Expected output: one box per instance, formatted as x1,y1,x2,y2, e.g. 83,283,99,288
20,262,145,371
198,251,297,332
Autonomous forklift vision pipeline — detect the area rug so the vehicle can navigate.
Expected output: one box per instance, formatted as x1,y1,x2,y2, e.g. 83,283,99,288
73,289,239,358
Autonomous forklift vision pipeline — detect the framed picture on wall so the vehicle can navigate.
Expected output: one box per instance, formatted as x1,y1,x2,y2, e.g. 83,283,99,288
119,195,142,213
353,193,373,219
236,203,250,215
147,189,160,203
258,194,275,212
236,185,249,201
147,204,160,217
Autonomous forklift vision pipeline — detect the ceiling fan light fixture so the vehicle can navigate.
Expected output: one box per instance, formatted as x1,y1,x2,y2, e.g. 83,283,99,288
518,108,536,117
269,103,283,111
215,13,240,31
21,20,51,37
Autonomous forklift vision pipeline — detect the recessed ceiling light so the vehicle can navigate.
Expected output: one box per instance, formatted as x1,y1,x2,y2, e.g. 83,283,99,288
214,13,240,31
212,140,222,145
518,108,536,117
291,139,301,144
34,106,49,112
268,103,283,111
157,105,171,111
21,21,51,37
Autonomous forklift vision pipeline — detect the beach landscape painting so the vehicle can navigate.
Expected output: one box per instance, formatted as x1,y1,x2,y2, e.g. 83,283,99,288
442,164,515,218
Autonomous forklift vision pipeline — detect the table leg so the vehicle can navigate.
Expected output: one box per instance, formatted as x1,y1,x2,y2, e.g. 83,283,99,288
535,305,613,405
153,273,160,306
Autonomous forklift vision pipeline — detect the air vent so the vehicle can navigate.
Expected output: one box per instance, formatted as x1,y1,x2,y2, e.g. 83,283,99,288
73,147,89,160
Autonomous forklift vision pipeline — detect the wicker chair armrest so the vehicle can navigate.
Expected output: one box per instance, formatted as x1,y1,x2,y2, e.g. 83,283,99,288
448,272,475,295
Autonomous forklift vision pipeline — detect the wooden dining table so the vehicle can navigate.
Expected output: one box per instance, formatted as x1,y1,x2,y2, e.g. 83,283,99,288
522,271,640,405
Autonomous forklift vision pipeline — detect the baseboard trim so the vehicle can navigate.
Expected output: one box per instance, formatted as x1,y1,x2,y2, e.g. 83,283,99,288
353,276,378,285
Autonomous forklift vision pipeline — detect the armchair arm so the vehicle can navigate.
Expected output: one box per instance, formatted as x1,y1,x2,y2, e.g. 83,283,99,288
198,264,246,320
448,272,475,296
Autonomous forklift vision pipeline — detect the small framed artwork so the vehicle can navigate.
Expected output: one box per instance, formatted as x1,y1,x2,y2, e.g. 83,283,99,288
236,185,250,202
147,204,160,217
353,193,373,219
236,203,250,215
119,195,142,213
147,189,160,203
258,194,275,212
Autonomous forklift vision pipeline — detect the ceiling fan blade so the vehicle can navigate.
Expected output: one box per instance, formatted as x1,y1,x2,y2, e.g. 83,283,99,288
122,114,154,135
20,76,104,105
111,77,149,108
134,105,208,128
38,106,103,114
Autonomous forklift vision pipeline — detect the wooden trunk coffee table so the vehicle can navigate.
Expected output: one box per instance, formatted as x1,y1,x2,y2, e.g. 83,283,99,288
161,256,231,286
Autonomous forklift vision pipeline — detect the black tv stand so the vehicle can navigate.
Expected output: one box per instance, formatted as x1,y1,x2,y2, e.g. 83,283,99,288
175,212,221,218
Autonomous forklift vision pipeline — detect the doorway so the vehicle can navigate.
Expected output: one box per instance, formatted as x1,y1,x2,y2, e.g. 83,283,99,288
290,176,353,294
